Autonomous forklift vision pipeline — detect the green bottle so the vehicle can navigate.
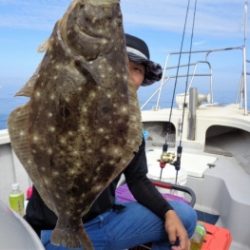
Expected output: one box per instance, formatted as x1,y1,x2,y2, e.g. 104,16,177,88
190,223,206,250
9,183,25,216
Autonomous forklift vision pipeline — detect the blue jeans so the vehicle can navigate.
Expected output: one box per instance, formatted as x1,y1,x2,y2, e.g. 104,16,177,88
41,201,197,250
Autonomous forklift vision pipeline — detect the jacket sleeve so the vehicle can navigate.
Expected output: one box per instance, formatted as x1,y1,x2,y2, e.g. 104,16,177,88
24,187,57,236
123,139,173,219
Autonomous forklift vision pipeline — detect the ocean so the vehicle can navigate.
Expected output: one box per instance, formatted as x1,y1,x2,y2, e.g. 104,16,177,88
1,79,249,130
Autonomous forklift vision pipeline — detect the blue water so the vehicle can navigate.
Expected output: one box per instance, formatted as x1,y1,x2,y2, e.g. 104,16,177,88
1,80,249,130
0,78,26,129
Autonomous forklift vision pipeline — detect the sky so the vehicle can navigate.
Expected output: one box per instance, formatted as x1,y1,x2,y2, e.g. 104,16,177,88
0,0,249,111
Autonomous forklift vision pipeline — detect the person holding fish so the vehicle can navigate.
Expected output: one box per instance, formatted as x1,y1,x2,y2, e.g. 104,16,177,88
25,33,197,250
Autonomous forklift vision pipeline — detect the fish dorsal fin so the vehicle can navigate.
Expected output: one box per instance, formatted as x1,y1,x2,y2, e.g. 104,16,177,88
15,73,37,97
15,64,41,97
37,38,53,53
16,37,52,97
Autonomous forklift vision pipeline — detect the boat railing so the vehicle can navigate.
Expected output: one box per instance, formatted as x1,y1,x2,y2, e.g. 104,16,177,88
160,60,213,108
141,53,214,111
141,46,248,114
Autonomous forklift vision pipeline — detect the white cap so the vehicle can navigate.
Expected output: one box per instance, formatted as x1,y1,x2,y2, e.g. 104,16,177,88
11,183,20,191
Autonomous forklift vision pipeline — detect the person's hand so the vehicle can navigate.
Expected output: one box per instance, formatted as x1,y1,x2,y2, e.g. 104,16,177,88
164,210,190,250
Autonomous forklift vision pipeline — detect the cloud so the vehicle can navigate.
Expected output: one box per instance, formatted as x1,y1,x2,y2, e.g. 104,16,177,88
0,0,70,31
121,0,248,38
0,0,248,38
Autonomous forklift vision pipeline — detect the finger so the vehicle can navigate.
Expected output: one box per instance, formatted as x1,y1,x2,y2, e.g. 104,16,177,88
168,229,177,245
171,246,181,250
178,234,189,250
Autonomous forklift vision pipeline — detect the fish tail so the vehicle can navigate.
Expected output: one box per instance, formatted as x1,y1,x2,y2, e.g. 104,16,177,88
79,228,94,250
51,225,94,250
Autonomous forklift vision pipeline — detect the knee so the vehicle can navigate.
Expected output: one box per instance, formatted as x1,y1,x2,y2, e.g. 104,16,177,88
184,205,197,237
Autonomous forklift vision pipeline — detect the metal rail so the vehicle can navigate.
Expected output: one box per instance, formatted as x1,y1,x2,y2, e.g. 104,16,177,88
141,46,248,115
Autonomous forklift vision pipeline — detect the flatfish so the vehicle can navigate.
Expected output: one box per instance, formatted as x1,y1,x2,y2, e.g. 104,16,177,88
8,0,142,249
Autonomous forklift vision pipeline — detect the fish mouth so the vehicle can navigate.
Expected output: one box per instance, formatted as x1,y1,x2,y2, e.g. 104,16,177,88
88,0,119,5
73,2,120,41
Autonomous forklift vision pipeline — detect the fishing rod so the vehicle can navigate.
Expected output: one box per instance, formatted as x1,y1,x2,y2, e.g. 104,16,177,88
159,0,198,184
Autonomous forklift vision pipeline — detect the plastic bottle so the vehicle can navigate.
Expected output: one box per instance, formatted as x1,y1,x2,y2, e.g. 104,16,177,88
190,223,206,250
9,183,25,216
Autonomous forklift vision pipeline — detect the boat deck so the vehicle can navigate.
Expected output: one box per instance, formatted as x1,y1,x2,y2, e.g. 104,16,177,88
188,151,250,250
142,104,250,250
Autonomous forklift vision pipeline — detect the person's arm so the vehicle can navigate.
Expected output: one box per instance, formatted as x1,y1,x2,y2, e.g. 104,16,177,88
124,139,189,250
124,139,173,218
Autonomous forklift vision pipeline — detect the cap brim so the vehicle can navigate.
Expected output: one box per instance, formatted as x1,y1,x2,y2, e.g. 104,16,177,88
128,52,162,86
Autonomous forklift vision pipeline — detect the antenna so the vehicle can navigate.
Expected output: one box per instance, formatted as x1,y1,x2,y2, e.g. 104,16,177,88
242,0,248,115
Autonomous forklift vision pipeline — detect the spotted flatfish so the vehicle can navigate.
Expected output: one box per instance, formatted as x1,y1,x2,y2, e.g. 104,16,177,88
8,0,142,249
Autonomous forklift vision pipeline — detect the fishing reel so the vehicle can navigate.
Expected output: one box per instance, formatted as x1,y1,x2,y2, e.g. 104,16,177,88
158,145,183,182
159,151,176,168
159,145,182,171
